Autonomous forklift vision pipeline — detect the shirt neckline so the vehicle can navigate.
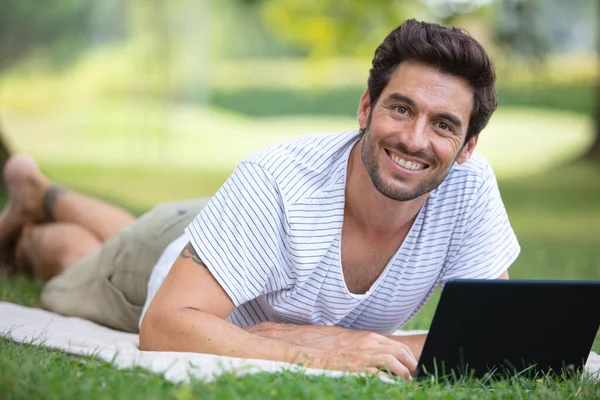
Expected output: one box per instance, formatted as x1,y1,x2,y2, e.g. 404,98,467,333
334,133,427,299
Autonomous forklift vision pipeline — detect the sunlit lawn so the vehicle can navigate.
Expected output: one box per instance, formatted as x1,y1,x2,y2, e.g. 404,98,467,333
1,105,599,398
3,100,592,175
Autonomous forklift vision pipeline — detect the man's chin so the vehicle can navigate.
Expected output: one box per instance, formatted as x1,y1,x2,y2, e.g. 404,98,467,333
373,182,426,202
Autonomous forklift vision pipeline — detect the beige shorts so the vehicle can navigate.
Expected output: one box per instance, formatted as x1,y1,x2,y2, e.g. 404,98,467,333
41,198,210,333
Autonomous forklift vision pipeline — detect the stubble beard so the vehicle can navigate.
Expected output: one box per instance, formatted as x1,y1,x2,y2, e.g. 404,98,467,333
360,127,460,202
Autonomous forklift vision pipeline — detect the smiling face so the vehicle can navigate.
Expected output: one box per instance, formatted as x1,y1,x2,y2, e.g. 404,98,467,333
358,59,478,201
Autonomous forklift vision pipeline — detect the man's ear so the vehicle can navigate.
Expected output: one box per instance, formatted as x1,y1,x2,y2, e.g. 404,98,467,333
357,89,371,130
456,135,479,164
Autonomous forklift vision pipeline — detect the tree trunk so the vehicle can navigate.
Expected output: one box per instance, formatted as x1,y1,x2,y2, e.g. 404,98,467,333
585,83,600,161
0,121,12,187
584,8,600,162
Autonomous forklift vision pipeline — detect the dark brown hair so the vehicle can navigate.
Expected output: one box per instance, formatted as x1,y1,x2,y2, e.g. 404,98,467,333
366,19,497,142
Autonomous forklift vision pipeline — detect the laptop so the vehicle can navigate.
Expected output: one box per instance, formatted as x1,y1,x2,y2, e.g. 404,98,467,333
415,279,600,380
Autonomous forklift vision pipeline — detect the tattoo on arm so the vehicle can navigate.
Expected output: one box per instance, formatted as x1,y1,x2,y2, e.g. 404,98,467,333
181,242,207,268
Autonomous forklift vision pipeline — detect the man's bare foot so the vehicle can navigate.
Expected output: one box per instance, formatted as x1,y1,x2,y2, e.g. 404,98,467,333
0,155,51,253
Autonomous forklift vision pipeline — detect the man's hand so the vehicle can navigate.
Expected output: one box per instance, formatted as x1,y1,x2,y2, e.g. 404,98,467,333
245,322,418,379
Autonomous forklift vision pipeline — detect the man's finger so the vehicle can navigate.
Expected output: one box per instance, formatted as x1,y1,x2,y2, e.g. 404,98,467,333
379,338,418,375
375,354,412,381
393,346,417,375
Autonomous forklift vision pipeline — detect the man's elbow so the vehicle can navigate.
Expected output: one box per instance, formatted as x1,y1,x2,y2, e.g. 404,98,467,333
138,310,166,351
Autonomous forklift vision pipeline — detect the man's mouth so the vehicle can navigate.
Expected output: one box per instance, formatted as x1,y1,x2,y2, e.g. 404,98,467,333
386,150,429,171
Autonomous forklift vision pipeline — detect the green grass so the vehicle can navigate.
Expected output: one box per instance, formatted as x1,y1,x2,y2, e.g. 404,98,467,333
206,82,597,118
1,157,599,399
3,338,598,400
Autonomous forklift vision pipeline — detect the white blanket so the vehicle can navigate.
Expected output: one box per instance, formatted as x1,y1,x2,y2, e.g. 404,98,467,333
1,302,598,383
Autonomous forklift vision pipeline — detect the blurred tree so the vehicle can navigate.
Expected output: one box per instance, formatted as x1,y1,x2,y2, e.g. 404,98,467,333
494,0,549,64
585,0,600,162
585,50,600,162
0,121,11,174
0,0,93,173
493,0,599,162
127,0,172,92
0,0,92,72
588,84,600,161
257,0,425,58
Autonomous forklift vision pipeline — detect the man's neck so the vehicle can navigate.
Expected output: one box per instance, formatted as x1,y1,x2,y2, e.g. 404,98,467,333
345,139,428,237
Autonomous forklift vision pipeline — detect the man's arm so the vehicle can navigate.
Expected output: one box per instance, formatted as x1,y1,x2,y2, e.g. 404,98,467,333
245,322,426,361
139,242,417,379
140,243,308,361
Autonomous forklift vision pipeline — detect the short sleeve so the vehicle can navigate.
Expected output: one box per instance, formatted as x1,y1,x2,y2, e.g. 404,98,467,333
185,162,290,307
441,167,520,283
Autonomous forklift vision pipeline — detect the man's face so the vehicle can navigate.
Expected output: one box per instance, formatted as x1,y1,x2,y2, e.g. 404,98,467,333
358,59,478,201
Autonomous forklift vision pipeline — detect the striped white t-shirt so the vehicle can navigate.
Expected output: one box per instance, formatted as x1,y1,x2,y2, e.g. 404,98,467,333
141,130,520,333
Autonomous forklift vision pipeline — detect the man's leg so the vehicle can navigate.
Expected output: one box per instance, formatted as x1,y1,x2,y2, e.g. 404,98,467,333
1,155,210,332
15,223,102,281
0,154,136,253
40,199,210,332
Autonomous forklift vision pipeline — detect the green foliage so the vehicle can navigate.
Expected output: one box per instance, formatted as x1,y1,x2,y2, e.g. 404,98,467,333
259,0,425,58
0,0,92,72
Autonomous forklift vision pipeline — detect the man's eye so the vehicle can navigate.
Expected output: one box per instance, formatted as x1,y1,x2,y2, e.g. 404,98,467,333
436,121,451,131
395,106,408,115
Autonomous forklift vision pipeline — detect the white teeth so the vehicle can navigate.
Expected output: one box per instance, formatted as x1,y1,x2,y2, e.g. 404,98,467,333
389,153,425,171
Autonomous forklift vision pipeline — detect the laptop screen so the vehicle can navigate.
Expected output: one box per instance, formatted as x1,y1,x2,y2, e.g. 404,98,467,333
416,279,600,379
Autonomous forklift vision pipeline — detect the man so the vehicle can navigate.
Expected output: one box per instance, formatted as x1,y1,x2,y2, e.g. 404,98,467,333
0,19,519,380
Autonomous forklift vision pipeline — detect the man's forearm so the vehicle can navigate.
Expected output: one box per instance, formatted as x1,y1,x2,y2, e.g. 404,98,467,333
141,314,418,377
245,321,426,361
139,307,319,365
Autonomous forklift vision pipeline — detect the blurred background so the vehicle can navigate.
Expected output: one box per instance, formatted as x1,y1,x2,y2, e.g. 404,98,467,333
0,0,599,324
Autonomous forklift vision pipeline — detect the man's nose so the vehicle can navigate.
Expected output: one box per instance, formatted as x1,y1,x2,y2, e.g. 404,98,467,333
400,118,428,153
